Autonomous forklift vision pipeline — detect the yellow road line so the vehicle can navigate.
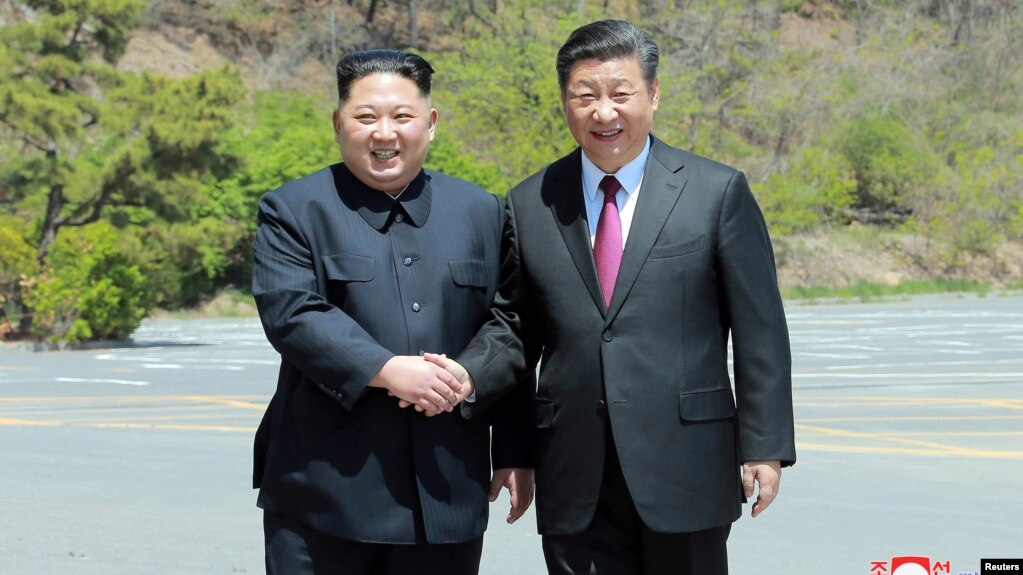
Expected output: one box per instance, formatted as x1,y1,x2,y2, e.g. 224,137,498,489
798,415,1021,422
182,396,267,410
0,417,61,427
796,441,1023,459
795,422,1022,458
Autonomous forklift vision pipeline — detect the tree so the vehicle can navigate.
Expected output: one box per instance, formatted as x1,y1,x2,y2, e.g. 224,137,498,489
0,0,244,340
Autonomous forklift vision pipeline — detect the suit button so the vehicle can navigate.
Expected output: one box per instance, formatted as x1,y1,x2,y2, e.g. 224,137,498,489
602,331,613,342
411,302,421,312
597,399,606,411
418,349,426,356
394,213,405,223
402,257,413,266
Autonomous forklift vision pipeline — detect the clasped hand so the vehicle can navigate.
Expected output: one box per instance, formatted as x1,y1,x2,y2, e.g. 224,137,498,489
370,354,473,417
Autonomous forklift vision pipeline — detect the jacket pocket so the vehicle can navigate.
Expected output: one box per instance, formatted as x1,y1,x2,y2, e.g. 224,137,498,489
650,235,706,259
679,387,735,421
449,259,488,288
535,398,555,429
322,254,375,282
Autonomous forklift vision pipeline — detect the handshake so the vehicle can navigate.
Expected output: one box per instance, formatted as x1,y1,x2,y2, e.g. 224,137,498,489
368,353,474,417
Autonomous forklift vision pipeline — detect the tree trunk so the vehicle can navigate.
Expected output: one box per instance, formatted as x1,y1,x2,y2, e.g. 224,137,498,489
409,0,419,47
365,0,379,25
37,161,63,264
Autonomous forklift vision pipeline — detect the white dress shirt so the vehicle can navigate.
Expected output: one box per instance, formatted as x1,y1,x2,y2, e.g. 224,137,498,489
580,136,652,249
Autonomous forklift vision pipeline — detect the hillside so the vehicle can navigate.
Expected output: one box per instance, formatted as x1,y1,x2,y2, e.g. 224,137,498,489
119,0,1023,290
1,0,1021,342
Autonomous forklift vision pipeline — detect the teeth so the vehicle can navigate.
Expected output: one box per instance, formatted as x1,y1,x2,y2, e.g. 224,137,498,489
374,150,397,159
596,130,619,137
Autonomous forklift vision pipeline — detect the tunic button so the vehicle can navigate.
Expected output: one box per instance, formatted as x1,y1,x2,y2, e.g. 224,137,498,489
602,331,613,342
403,257,413,266
394,213,405,223
411,302,421,312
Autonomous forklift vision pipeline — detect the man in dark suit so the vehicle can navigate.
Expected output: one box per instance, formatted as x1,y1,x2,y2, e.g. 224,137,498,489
251,50,533,575
425,20,795,575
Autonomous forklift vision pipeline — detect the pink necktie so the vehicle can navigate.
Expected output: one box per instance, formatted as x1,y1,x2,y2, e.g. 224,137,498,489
593,175,623,308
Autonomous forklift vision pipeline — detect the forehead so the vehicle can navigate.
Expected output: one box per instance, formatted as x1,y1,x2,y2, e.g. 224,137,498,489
566,56,645,87
345,72,427,106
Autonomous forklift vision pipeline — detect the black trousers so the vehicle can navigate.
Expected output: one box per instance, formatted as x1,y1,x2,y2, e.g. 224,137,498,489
542,430,731,575
264,509,484,575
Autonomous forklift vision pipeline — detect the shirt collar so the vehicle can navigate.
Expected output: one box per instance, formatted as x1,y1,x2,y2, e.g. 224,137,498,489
332,165,431,230
581,136,651,202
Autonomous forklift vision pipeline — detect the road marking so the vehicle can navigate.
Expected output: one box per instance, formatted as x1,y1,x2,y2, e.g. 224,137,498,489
795,423,1023,459
56,377,150,386
0,417,61,427
183,395,266,410
793,372,1023,378
796,442,1023,459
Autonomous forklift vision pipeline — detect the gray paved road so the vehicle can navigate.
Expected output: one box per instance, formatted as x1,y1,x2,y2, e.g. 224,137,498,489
2,294,1021,574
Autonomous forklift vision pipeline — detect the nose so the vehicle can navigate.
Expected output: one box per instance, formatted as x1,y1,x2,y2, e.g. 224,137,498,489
374,118,398,142
593,97,619,123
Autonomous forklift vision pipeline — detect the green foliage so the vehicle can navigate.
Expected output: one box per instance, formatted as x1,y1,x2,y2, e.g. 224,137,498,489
0,217,38,335
170,90,340,306
22,222,151,343
426,136,507,194
784,278,990,302
758,146,857,234
831,115,941,212
427,4,581,191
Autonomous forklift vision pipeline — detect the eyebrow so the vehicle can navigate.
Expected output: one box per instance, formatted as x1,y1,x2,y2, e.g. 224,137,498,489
351,103,418,110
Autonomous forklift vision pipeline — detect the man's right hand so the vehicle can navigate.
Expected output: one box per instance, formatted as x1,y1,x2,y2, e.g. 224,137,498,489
368,356,465,416
423,353,474,397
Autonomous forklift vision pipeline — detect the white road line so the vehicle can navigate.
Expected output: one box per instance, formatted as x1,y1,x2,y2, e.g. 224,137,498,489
793,372,1023,379
56,377,150,386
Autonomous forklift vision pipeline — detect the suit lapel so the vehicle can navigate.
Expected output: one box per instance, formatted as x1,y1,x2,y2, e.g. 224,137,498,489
543,149,606,314
605,137,688,324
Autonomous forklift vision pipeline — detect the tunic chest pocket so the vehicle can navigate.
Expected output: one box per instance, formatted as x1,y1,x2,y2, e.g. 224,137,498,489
322,254,375,282
322,255,375,308
448,260,489,289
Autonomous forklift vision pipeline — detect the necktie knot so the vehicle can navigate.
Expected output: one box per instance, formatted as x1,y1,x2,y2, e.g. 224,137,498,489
599,175,621,198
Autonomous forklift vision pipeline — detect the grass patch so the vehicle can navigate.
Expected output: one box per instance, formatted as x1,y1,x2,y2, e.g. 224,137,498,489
150,288,257,319
784,278,991,303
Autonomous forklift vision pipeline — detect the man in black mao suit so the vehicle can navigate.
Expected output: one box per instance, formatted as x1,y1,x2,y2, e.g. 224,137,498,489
428,21,795,575
251,50,533,575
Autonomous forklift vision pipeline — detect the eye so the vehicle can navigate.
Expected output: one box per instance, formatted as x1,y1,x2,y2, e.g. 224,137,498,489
395,113,413,121
356,114,376,122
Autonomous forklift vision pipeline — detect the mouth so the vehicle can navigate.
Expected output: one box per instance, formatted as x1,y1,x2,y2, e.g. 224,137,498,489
372,150,398,160
591,129,623,140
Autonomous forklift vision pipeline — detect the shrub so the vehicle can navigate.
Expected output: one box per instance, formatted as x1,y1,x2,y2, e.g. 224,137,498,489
23,222,152,343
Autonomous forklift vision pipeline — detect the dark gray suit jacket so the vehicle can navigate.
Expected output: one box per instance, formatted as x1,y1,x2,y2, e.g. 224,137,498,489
459,137,795,536
252,164,531,544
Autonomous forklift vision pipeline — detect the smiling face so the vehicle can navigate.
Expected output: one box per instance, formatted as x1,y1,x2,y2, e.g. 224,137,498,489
561,56,659,174
333,72,438,195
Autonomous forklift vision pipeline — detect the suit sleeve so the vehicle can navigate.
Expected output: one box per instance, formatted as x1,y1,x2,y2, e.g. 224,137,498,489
471,194,535,469
716,171,796,467
252,190,393,411
459,191,543,418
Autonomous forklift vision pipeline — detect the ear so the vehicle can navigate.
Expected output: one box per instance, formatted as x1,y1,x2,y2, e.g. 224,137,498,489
650,77,660,111
332,109,342,143
428,107,438,142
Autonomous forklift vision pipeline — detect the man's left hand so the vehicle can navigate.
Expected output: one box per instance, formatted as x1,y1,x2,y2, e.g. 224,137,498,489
490,468,534,524
742,460,781,518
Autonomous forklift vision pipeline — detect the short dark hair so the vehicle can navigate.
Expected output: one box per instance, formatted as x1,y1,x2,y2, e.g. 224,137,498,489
335,49,434,103
556,20,659,93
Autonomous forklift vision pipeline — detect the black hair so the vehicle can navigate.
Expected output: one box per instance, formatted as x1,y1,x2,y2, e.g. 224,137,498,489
335,49,434,103
556,20,659,93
